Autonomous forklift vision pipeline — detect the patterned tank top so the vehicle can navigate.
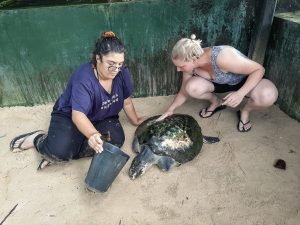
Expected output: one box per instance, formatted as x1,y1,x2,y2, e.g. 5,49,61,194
210,46,246,85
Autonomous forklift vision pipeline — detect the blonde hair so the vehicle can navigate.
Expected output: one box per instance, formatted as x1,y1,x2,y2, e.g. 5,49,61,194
171,34,203,61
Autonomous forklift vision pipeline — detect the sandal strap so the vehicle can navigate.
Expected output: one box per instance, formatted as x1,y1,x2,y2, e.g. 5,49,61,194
238,120,252,132
239,120,250,126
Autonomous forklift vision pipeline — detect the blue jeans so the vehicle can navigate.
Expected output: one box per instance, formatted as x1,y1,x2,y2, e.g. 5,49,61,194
33,111,125,161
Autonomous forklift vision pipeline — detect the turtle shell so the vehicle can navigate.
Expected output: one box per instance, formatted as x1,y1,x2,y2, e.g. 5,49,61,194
134,114,203,163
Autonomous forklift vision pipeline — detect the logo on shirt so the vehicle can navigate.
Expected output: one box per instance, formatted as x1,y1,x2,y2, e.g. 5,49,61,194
101,94,119,110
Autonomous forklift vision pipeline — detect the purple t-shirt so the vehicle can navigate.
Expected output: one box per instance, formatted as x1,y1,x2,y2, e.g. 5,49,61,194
54,63,133,122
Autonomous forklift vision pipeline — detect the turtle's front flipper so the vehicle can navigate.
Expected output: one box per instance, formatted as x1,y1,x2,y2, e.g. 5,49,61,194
203,136,220,144
157,156,180,172
132,137,141,153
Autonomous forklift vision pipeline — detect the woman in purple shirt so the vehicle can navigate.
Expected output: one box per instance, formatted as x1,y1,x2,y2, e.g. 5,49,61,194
158,34,278,132
10,31,146,169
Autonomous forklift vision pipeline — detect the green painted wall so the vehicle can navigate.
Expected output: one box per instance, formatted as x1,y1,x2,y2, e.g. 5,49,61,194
0,0,255,107
0,0,129,9
264,11,300,121
276,0,300,13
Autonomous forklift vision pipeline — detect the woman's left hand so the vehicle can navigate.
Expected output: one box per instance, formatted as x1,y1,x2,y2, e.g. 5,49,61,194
222,91,245,108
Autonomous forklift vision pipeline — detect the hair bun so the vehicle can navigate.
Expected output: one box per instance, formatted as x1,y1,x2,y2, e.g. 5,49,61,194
190,34,196,40
101,31,116,38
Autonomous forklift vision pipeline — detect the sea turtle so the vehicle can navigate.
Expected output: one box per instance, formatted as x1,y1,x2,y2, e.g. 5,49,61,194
129,114,219,180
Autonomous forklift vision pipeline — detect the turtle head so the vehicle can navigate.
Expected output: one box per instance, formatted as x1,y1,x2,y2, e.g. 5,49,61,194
129,146,156,180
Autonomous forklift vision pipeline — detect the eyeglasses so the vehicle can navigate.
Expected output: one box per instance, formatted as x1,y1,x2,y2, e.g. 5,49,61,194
105,61,124,72
107,65,123,72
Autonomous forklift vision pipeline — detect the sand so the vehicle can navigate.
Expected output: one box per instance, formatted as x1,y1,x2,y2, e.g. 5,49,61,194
1,96,300,225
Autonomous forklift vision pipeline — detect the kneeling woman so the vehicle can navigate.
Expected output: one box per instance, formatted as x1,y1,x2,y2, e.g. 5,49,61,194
158,34,278,132
10,31,145,169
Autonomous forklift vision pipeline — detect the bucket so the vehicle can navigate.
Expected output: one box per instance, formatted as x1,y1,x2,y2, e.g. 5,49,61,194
85,142,130,192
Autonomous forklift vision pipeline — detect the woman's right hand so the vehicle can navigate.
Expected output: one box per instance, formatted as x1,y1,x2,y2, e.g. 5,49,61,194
156,111,174,122
88,132,103,153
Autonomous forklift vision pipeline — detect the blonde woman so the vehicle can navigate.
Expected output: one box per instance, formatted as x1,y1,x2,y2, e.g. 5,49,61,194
158,34,278,132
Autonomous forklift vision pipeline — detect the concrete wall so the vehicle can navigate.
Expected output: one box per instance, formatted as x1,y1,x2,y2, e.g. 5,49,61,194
0,0,256,107
264,11,300,121
276,0,300,13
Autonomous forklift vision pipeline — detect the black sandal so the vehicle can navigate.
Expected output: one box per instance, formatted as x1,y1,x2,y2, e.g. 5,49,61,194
37,159,51,170
10,130,43,152
199,105,226,118
237,111,251,132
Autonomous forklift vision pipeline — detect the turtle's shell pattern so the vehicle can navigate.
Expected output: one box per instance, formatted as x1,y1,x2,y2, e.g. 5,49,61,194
135,114,203,163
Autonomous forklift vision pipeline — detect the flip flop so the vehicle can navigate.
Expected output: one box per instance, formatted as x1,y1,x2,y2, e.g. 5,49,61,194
237,111,251,132
10,130,43,152
199,105,226,118
37,159,51,170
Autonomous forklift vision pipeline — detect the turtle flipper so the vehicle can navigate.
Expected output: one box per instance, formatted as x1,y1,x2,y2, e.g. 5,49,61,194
157,156,179,171
203,136,220,144
132,137,141,153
